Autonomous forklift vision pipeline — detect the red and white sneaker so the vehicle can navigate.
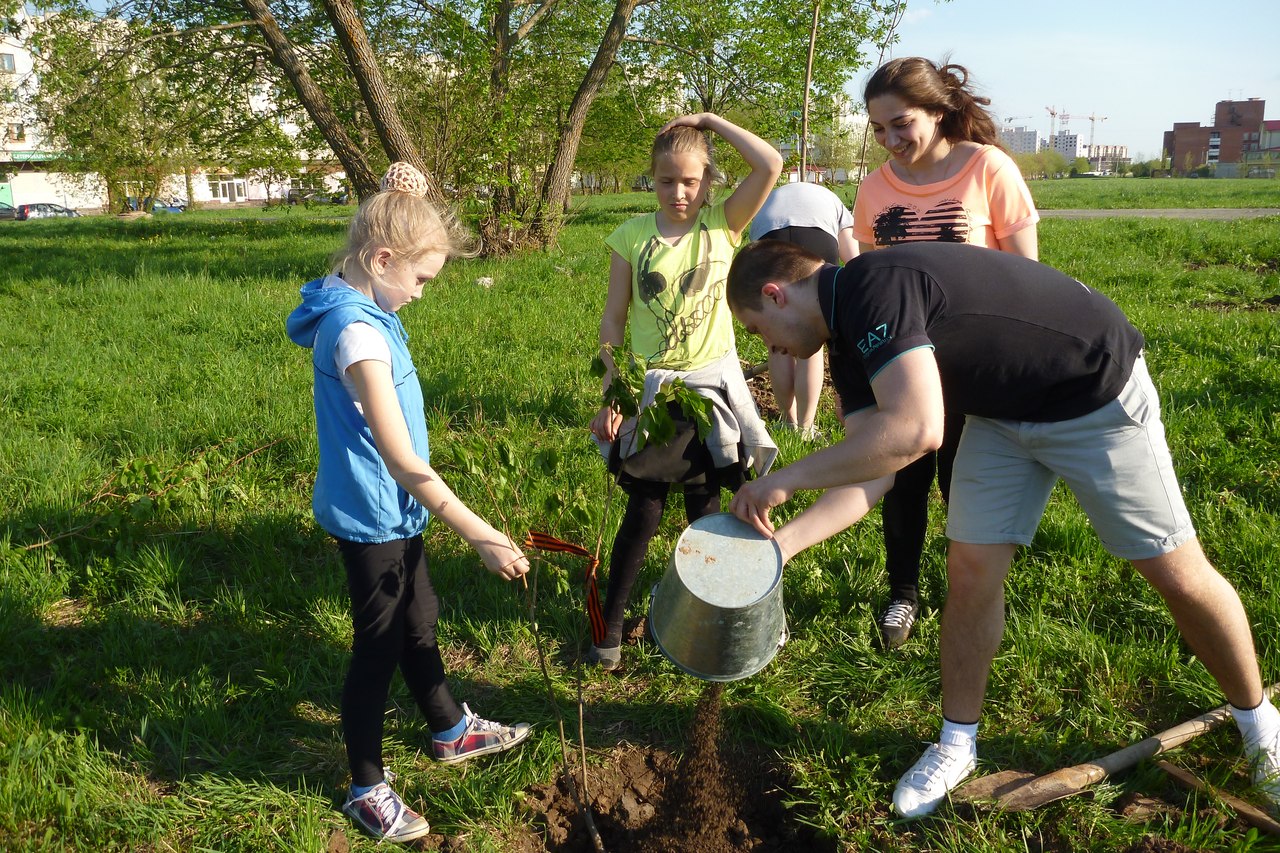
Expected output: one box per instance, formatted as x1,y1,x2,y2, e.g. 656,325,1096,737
341,780,431,843
432,703,532,764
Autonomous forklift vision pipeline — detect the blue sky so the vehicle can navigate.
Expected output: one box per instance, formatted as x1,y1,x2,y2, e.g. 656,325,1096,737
865,0,1280,159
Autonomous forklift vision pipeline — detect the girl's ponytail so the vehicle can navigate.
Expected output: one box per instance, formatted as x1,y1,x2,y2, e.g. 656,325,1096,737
936,63,1001,147
864,57,1003,148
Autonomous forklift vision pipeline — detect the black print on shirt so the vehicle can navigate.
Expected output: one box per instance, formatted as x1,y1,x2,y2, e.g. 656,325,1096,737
636,223,720,362
872,200,970,245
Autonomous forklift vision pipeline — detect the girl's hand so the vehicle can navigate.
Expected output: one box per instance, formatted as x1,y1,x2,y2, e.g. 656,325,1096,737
477,532,530,581
659,113,715,134
590,404,624,442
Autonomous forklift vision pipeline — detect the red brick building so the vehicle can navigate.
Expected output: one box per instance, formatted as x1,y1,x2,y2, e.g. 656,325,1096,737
1162,98,1267,175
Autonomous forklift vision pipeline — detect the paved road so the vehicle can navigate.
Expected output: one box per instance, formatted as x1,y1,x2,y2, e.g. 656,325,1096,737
1040,208,1279,220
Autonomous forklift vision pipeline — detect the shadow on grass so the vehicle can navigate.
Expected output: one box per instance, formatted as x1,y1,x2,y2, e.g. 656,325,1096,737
417,371,587,429
0,506,559,800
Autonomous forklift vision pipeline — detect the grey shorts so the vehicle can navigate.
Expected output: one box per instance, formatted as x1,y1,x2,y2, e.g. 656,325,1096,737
946,355,1196,560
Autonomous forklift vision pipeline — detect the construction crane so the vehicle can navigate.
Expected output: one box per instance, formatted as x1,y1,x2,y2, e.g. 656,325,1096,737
1003,114,1032,127
1083,112,1108,169
1045,106,1072,150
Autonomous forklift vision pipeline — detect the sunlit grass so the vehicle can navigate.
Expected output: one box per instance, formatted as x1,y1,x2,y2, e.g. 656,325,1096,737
0,192,1277,850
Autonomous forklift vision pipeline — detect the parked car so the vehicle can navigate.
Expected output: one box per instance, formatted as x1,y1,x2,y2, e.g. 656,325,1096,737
286,187,348,205
150,198,186,214
124,196,186,214
15,202,82,220
0,202,16,220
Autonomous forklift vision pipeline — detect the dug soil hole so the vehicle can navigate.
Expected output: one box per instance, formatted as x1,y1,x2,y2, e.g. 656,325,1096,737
518,684,836,852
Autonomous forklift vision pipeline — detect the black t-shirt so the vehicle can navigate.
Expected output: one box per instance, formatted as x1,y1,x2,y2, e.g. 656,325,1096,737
821,243,1144,422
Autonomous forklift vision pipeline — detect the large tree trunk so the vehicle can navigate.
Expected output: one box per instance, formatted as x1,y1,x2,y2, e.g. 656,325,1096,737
320,0,445,206
531,0,640,245
240,0,380,200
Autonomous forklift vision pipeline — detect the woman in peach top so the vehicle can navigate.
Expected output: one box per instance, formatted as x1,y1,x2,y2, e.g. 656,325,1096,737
853,57,1039,650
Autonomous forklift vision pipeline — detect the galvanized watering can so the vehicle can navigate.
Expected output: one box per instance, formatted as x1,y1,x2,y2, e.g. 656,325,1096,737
649,513,787,682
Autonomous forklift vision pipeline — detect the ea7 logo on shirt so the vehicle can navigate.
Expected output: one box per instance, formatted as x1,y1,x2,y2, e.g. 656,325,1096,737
857,323,891,356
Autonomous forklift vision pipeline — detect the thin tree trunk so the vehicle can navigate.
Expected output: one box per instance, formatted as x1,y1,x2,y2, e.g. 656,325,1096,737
320,0,445,205
240,0,380,200
532,0,640,244
800,0,819,182
482,0,516,246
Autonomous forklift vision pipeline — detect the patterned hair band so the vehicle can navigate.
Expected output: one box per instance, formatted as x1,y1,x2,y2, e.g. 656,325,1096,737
380,162,428,197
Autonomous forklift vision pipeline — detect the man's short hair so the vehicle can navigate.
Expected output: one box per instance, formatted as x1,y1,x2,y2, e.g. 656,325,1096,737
727,239,826,313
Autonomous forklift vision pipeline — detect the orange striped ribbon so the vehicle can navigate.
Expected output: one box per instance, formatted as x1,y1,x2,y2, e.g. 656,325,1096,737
523,531,607,645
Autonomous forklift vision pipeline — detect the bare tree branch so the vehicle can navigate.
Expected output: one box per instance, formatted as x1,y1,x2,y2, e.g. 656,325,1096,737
128,19,257,49
512,0,561,43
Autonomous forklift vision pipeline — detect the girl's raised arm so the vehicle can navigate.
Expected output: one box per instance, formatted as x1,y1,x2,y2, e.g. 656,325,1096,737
660,113,782,240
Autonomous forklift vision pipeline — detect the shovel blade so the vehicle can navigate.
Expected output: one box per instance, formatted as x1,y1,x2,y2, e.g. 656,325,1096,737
995,763,1108,811
952,770,1038,805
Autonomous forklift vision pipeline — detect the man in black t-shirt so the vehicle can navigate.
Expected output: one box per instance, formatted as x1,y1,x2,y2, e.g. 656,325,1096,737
725,240,1280,819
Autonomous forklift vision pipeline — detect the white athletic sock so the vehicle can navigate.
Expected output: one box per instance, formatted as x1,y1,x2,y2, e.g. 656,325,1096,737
939,718,979,756
1231,696,1280,748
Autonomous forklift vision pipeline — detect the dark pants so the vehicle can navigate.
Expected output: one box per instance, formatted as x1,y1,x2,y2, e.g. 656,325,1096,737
600,467,742,649
881,410,966,604
336,534,463,787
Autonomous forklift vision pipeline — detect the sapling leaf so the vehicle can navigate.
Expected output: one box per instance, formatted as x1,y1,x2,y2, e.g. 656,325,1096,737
675,385,714,439
640,405,676,449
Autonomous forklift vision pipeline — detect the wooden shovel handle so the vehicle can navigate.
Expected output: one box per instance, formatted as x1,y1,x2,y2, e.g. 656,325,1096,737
1091,683,1279,776
1157,760,1280,836
1087,704,1236,777
996,684,1279,811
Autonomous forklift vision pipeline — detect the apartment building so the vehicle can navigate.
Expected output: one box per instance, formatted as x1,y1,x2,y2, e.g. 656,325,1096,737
1162,98,1269,176
999,126,1039,155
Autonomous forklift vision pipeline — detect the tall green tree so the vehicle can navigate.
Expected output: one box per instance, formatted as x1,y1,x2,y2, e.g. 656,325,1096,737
624,0,892,143
20,0,896,250
24,2,300,210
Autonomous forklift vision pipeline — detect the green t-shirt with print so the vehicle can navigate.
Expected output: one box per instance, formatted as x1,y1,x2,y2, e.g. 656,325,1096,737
605,200,740,371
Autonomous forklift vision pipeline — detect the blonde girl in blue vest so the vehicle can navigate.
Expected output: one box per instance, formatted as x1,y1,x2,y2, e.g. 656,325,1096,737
287,163,531,844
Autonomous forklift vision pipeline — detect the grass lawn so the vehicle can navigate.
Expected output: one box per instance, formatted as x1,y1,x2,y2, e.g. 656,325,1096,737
819,175,1280,212
0,186,1278,851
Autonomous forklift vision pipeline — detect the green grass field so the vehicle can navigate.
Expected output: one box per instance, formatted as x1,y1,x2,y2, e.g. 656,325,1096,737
821,175,1280,212
1027,176,1280,210
1,183,1278,851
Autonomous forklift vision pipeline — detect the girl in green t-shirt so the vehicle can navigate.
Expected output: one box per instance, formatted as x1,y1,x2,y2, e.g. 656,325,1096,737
587,113,783,670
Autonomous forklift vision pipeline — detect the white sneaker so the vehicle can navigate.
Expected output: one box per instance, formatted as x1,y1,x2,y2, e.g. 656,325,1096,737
1246,731,1280,805
892,743,976,818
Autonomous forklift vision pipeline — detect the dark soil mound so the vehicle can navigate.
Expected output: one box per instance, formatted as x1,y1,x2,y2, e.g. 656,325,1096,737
519,684,835,852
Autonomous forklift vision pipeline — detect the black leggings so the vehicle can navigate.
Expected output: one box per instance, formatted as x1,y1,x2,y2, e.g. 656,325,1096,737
599,470,738,649
336,535,463,787
881,410,965,604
